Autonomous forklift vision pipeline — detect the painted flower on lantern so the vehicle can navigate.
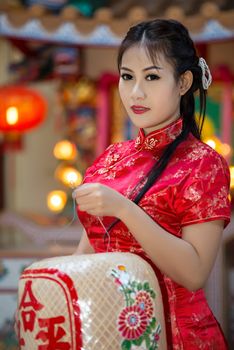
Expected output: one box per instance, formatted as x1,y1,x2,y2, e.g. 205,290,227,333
135,291,154,319
118,305,148,340
116,265,130,285
111,265,130,290
109,265,161,349
153,332,160,342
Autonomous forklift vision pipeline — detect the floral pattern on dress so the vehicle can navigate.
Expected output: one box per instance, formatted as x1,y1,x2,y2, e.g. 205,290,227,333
109,265,161,349
186,144,209,161
144,138,159,150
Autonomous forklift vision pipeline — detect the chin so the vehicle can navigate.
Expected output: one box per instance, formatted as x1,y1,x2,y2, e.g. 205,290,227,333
132,122,152,130
129,117,152,129
131,120,157,130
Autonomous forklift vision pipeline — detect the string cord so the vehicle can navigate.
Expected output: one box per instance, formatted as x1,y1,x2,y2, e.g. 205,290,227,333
97,217,110,252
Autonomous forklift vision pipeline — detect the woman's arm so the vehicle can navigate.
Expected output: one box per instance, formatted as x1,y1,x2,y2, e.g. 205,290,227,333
73,183,225,291
119,200,223,291
73,229,95,255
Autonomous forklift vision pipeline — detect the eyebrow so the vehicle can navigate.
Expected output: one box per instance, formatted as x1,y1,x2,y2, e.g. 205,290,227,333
120,65,163,72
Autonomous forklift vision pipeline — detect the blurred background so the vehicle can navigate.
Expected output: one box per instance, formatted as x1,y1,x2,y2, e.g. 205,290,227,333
0,0,233,349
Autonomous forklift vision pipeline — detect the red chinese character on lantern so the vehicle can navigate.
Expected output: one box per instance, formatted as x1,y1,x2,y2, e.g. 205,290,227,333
19,280,44,346
35,316,70,350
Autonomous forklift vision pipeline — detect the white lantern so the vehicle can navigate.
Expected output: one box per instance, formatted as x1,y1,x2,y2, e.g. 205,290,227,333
17,253,167,349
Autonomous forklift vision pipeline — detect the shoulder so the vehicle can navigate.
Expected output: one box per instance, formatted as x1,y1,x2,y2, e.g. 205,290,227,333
166,134,230,194
176,134,229,176
172,135,231,227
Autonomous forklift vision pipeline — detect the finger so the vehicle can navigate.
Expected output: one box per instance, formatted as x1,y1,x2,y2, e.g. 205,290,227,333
72,183,100,199
75,194,100,207
85,208,105,216
78,204,98,212
78,198,104,212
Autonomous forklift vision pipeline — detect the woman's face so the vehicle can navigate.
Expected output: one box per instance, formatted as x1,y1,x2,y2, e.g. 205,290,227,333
118,45,182,134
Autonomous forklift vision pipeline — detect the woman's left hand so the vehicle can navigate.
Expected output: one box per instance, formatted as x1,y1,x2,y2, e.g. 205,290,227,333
72,183,129,218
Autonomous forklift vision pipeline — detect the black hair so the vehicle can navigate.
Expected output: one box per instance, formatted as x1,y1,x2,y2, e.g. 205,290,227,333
105,19,207,235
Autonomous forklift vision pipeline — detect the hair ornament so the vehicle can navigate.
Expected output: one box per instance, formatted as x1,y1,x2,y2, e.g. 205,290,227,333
198,57,212,90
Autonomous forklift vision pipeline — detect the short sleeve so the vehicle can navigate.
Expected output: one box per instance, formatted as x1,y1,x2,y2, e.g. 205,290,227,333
174,151,231,228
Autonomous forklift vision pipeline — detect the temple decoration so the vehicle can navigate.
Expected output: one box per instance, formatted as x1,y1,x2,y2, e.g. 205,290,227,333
25,0,69,12
9,45,80,82
25,0,108,16
48,74,126,214
96,73,127,154
0,2,234,46
46,84,90,212
58,77,97,165
46,77,97,214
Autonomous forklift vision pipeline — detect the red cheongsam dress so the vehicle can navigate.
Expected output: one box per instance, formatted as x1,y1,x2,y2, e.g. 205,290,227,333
77,118,231,350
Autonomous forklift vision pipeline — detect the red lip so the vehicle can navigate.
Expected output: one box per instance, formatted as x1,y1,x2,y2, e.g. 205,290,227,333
131,105,150,114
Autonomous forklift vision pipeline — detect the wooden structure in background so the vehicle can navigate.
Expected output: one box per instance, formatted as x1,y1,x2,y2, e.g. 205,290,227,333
0,1,233,45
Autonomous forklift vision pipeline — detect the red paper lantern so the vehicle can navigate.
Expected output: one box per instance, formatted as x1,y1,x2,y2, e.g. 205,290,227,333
0,85,47,132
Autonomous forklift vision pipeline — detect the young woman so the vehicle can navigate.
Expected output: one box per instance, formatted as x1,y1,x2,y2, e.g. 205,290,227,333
73,19,230,349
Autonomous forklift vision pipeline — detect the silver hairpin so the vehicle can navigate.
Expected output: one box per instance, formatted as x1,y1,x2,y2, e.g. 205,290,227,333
198,57,212,90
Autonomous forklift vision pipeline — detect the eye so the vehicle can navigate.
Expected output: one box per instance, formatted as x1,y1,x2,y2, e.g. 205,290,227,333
146,74,160,81
121,73,133,80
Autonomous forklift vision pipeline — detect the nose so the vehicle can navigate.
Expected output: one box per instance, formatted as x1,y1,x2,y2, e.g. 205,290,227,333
131,82,146,100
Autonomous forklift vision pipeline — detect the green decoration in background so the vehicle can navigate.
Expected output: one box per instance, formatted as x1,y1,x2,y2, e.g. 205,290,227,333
69,0,108,16
206,96,221,133
195,95,221,139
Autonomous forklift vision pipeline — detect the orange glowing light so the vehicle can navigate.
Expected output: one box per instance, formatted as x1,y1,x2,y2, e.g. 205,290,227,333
55,164,83,187
53,140,77,160
47,190,67,212
0,85,47,132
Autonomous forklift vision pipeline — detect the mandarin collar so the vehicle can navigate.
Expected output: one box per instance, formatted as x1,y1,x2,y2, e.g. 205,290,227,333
135,118,183,152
